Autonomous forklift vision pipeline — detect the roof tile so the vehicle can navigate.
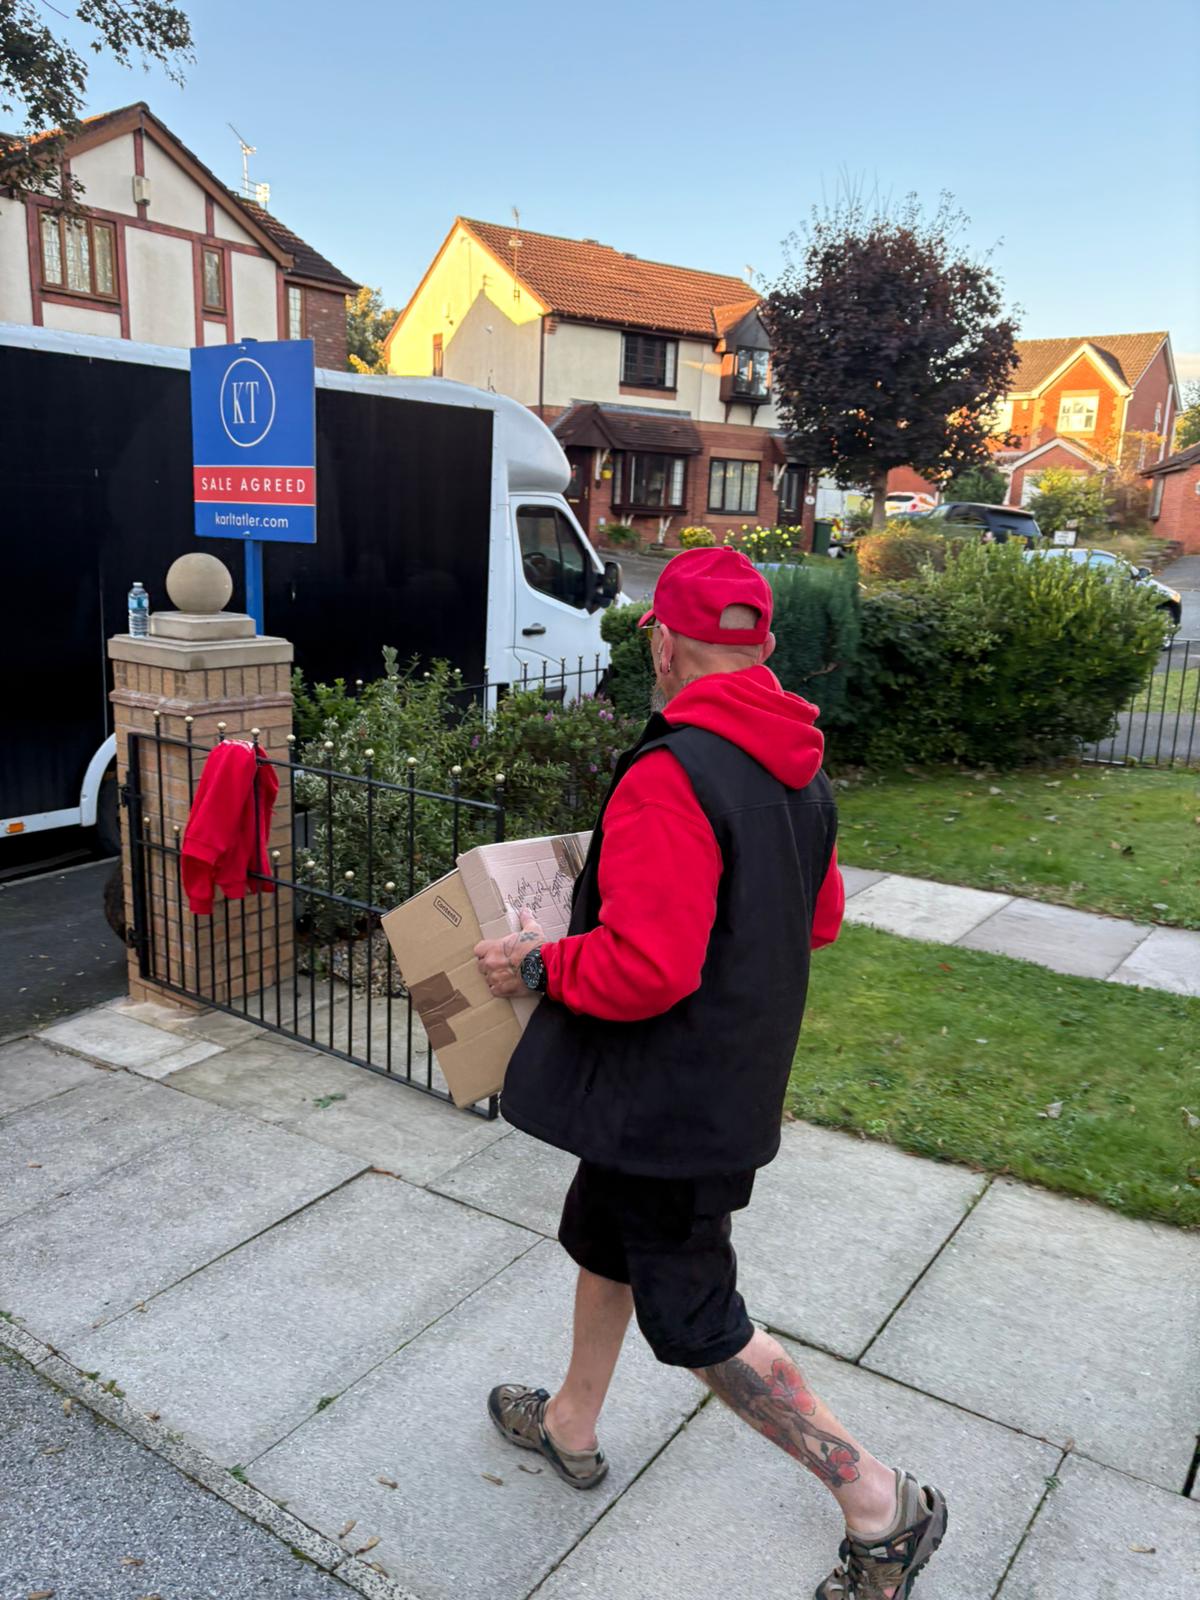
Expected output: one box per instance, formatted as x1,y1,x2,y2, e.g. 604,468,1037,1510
464,219,755,339
1012,332,1167,393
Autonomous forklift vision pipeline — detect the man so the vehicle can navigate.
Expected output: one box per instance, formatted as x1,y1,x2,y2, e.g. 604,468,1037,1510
474,548,947,1600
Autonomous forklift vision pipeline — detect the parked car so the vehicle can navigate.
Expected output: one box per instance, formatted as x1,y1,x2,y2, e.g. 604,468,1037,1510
885,490,938,517
1025,546,1182,628
917,502,1042,545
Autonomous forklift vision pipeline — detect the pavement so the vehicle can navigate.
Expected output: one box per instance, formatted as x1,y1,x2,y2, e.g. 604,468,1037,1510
0,857,127,1038
1158,553,1200,638
1,965,1197,1599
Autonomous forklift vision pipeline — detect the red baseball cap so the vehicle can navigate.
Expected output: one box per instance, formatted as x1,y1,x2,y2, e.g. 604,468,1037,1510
638,547,773,645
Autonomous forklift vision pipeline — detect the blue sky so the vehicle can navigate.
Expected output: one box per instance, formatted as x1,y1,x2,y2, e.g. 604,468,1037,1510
75,0,1200,376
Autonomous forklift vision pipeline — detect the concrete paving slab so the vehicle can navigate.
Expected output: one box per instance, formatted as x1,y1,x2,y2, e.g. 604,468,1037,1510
68,1171,538,1465
737,1124,987,1357
166,1035,356,1126
1108,925,1200,997
537,1336,1057,1600
0,1037,107,1116
839,864,888,898
39,1006,224,1076
844,874,1012,944
998,1452,1200,1600
172,1007,275,1047
0,1348,354,1600
0,1072,221,1225
106,995,198,1031
430,1129,579,1234
958,898,1151,980
250,1241,700,1600
0,1112,366,1344
864,1180,1200,1490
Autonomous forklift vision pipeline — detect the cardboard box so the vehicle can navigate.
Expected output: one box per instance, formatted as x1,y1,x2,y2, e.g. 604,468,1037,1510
380,831,590,1108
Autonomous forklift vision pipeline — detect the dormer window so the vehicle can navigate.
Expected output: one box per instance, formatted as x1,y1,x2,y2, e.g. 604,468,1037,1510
734,346,769,398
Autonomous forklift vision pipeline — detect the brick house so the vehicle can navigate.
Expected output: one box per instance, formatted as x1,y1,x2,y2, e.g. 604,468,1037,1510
1144,440,1200,555
0,103,357,366
997,332,1178,505
385,218,812,546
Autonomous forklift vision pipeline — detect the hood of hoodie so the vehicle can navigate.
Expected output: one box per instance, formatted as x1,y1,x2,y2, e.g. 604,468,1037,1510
663,664,824,789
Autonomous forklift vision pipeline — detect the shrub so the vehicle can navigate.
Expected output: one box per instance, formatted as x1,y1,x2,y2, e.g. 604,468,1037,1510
722,524,806,563
840,544,1164,766
1028,467,1112,540
601,522,640,549
600,602,653,719
679,525,716,548
766,561,862,727
945,463,1006,503
855,528,949,581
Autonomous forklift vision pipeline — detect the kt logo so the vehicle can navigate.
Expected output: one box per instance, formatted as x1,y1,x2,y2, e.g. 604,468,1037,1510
219,357,276,449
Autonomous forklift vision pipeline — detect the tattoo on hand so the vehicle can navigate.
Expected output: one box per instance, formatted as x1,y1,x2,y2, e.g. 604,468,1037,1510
700,1356,861,1489
501,929,542,973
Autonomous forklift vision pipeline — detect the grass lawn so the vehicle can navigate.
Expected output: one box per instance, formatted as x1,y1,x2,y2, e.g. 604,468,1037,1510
835,764,1200,929
791,924,1200,1227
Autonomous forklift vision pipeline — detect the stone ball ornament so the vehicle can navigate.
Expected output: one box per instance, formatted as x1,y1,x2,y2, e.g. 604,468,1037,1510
166,553,234,615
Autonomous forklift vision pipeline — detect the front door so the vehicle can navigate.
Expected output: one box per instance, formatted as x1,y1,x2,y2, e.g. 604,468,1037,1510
564,448,592,533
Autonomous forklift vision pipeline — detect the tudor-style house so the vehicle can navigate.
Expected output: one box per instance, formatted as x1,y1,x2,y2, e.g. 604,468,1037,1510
0,103,357,366
386,218,811,545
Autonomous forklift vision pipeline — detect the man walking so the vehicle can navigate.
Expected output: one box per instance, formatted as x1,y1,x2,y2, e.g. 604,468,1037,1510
474,548,947,1599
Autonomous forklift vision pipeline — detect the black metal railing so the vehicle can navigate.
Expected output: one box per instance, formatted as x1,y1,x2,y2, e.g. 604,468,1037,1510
1081,635,1199,768
125,716,507,1117
448,654,609,713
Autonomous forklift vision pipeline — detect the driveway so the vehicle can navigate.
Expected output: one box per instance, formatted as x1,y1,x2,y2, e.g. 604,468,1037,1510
1158,554,1200,638
0,859,127,1038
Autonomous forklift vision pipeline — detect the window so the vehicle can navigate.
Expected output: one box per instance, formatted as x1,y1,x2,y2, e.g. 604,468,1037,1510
202,246,225,312
613,452,686,509
708,458,759,514
1150,476,1164,519
286,284,304,339
1057,393,1098,433
621,333,677,389
432,332,444,376
989,399,1014,434
39,212,116,299
734,346,769,398
516,506,590,609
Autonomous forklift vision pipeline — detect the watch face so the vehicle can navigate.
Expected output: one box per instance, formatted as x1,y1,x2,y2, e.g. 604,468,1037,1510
521,949,545,992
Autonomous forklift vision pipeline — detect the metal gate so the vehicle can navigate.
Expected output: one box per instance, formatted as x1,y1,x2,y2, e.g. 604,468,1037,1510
124,720,506,1118
1081,635,1200,768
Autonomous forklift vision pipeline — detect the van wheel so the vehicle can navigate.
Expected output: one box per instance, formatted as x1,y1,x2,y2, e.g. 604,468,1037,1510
104,862,128,944
95,766,121,857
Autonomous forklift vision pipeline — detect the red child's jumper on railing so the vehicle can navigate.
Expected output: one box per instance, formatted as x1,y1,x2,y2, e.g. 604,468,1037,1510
181,740,280,915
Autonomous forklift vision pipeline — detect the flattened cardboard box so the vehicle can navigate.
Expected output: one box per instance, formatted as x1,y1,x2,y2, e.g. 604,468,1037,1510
381,831,590,1109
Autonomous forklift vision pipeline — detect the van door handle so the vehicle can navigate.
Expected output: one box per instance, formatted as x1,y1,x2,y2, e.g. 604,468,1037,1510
522,624,546,636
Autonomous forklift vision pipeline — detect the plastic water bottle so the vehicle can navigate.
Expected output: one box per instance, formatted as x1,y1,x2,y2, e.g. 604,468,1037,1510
128,582,149,638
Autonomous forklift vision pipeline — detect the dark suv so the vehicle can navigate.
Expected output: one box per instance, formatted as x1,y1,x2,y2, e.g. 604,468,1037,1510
919,502,1042,545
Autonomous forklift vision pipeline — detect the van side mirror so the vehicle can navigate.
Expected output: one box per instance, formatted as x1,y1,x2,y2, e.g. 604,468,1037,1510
601,560,623,601
1135,564,1150,579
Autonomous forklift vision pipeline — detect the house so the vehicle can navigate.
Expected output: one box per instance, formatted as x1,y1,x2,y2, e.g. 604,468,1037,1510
997,332,1178,506
0,103,358,366
385,218,810,545
1144,440,1200,554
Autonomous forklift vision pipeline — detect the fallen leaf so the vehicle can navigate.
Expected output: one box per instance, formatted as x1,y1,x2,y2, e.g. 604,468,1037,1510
146,1412,160,1422
27,1161,42,1168
376,1476,397,1489
975,1038,989,1045
120,1557,145,1568
937,962,953,973
518,1464,543,1475
1044,1101,1063,1119
337,1519,357,1540
40,1445,67,1456
1152,903,1168,912
988,786,1002,795
1129,1545,1156,1555
353,1535,380,1555
1182,1109,1200,1131
27,1591,55,1598
1044,780,1061,788
61,1399,73,1416
134,1303,147,1313
482,1472,504,1486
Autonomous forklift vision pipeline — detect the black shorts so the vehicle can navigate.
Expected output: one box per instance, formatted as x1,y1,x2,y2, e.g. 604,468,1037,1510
557,1160,756,1369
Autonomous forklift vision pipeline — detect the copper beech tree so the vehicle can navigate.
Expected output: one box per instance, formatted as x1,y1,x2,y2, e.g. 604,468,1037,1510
763,195,1019,529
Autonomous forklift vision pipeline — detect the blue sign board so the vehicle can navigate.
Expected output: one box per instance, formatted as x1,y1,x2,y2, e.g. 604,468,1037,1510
190,339,316,544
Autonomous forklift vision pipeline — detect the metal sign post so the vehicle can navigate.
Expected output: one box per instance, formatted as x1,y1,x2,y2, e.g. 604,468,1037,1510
189,339,317,631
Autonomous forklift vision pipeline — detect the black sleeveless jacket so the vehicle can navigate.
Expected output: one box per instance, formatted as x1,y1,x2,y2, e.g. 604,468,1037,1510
500,713,838,1177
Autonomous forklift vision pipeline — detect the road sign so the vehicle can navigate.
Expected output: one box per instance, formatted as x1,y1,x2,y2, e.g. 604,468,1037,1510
190,339,316,544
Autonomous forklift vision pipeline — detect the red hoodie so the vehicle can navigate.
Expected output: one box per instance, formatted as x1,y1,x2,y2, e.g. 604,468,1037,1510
182,741,280,916
543,665,843,1021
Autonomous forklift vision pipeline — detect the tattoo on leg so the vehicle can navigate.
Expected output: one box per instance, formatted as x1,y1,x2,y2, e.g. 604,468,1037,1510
701,1356,861,1489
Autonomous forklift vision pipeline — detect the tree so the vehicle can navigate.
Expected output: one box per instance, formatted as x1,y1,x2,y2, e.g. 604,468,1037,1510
1174,380,1200,452
1027,467,1111,539
0,1,192,204
346,285,400,374
945,462,1008,503
763,194,1019,528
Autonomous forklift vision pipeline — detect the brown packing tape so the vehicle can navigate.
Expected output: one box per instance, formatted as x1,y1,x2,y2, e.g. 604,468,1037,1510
408,971,471,1051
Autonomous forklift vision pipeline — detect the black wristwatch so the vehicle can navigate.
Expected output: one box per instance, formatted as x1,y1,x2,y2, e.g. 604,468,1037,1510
520,947,547,993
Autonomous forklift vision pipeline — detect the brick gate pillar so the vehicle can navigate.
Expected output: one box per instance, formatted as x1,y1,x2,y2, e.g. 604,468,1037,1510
107,555,294,1010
